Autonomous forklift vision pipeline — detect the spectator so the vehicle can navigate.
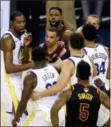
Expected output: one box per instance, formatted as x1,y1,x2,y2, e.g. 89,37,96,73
76,14,103,44
46,0,77,30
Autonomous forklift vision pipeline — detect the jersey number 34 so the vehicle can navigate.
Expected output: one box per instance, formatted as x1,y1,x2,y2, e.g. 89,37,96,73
95,62,106,75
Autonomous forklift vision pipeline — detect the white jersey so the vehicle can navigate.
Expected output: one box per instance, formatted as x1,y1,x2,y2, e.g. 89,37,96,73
1,31,24,112
69,54,93,85
4,31,23,65
29,65,65,123
84,44,109,84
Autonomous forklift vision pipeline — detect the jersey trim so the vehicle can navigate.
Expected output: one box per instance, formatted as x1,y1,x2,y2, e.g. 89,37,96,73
68,58,75,66
72,54,85,58
83,49,87,55
85,44,98,48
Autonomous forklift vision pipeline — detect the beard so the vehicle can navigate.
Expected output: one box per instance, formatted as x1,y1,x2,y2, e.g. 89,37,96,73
49,20,61,28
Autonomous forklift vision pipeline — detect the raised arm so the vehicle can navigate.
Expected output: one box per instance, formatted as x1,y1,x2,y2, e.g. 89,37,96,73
22,33,32,63
12,72,37,126
2,34,33,73
51,88,72,126
31,59,74,100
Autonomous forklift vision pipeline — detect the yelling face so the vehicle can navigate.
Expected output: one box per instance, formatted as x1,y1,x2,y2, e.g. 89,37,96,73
48,9,62,27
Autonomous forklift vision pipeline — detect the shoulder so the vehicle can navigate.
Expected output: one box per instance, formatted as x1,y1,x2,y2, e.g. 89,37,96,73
23,71,37,88
2,33,13,40
62,59,75,72
24,71,37,82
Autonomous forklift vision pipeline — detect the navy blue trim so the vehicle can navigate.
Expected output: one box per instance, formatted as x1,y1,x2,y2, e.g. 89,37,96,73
83,49,87,55
68,58,75,66
29,71,36,76
6,111,13,114
85,44,98,48
72,54,85,58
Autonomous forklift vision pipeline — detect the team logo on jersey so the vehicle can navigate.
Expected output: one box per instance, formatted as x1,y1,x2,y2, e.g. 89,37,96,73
83,88,89,93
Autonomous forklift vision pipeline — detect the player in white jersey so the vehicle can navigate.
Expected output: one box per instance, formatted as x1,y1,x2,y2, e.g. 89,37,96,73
12,47,65,126
30,33,97,101
1,11,34,126
82,24,110,126
82,24,109,91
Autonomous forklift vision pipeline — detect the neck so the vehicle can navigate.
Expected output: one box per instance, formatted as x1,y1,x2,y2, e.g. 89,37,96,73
78,79,90,86
70,49,84,56
10,28,21,39
48,42,58,53
85,40,96,47
33,61,47,69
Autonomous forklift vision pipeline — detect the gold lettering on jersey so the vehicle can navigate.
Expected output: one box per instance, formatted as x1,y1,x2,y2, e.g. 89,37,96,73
78,93,93,101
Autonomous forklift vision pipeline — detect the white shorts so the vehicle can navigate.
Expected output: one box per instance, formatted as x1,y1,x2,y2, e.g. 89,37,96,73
2,73,22,113
21,110,65,126
97,104,110,126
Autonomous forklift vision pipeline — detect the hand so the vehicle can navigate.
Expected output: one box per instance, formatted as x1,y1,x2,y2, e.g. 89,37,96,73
12,119,18,127
24,33,32,46
94,78,105,88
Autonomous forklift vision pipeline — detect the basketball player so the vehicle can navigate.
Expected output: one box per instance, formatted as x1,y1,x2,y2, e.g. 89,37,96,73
1,11,34,125
51,60,110,127
82,24,109,92
12,47,65,126
40,27,69,63
48,7,73,55
82,24,110,126
31,33,96,100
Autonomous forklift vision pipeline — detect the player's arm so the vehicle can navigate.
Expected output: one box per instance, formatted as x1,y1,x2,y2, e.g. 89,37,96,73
62,30,73,44
51,58,63,71
12,72,37,126
104,46,110,79
59,47,67,57
22,33,32,63
99,88,110,109
31,59,74,100
51,88,72,126
89,57,97,77
2,34,33,73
